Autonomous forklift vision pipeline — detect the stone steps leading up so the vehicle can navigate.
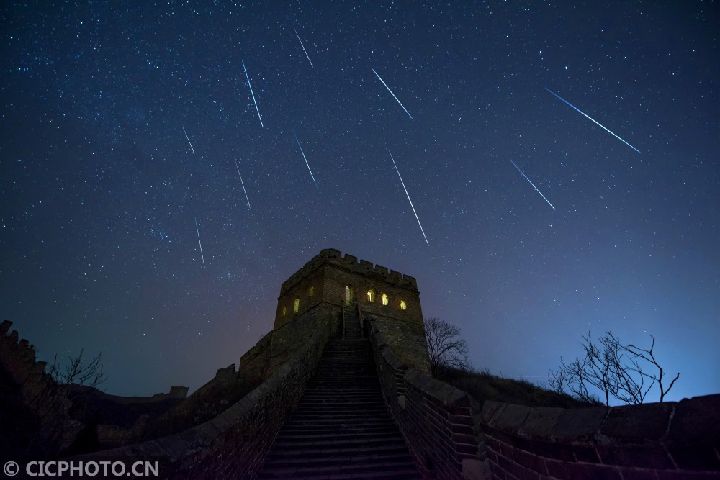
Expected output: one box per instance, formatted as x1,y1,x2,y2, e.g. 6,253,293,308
258,336,420,479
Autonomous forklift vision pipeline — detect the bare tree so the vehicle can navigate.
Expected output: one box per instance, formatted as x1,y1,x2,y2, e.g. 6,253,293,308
550,355,599,404
625,335,680,402
548,331,678,405
423,317,470,374
48,349,105,387
20,349,106,456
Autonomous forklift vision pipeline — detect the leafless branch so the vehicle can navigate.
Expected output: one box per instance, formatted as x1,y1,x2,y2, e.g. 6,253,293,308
424,317,470,374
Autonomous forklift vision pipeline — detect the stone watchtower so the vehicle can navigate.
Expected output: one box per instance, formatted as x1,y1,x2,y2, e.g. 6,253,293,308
272,248,430,372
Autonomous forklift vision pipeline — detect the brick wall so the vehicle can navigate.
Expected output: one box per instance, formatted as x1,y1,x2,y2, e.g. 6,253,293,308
477,396,720,480
368,320,488,480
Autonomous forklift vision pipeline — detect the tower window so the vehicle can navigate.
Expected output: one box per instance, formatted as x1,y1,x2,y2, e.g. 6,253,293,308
399,300,407,310
282,306,287,317
293,298,300,313
367,290,375,302
308,285,315,297
381,293,389,306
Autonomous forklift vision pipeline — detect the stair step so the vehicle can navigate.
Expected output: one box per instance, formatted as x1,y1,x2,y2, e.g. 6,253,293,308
273,436,407,449
259,460,419,479
267,444,410,460
280,424,400,435
263,452,416,469
258,337,419,478
276,430,401,441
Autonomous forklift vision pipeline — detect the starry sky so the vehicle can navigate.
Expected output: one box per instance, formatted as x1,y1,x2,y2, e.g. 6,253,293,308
1,2,718,402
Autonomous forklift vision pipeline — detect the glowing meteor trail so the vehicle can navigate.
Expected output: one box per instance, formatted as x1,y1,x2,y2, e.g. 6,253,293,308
389,152,429,245
243,61,264,128
372,68,413,120
194,217,205,265
295,135,317,184
294,29,314,68
233,159,251,210
182,126,195,154
510,160,555,210
545,88,640,154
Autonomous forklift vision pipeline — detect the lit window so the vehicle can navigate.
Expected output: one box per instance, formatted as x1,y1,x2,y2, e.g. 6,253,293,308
345,286,352,305
293,298,300,313
399,300,407,310
381,293,389,306
282,306,287,316
308,286,315,297
367,290,375,302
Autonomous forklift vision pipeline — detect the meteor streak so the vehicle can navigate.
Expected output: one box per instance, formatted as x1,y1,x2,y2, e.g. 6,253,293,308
510,160,555,210
234,159,252,210
545,88,640,154
243,61,264,128
372,68,413,120
389,151,429,245
294,29,314,68
194,217,205,265
295,135,317,184
182,126,195,154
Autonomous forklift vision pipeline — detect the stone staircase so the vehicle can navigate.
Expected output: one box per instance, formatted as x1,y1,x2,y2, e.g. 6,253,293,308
342,305,362,338
258,311,419,479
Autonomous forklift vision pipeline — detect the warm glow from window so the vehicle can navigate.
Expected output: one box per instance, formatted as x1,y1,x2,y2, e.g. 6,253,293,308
282,306,287,316
367,290,375,302
308,286,315,297
293,298,300,313
345,286,352,305
399,300,407,310
381,293,388,306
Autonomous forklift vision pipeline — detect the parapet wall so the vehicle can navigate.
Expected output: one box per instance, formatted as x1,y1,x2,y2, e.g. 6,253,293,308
368,320,487,480
477,395,720,480
0,320,53,399
280,248,418,295
78,310,336,478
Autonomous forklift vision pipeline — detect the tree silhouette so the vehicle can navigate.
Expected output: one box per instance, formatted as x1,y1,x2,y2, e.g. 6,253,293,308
423,317,470,375
549,331,679,405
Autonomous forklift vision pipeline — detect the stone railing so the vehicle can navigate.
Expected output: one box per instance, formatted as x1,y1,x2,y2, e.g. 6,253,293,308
368,321,488,480
78,322,334,479
477,395,720,480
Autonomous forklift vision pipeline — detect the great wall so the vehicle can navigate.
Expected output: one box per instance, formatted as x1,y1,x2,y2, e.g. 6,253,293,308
1,248,719,479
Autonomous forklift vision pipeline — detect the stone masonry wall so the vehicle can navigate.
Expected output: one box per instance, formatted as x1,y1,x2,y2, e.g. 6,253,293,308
368,320,487,480
477,396,720,480
0,320,56,410
274,248,423,329
0,320,81,454
77,310,335,479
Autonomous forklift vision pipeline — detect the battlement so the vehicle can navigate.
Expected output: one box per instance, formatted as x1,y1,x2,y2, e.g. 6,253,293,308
0,320,47,381
280,248,418,296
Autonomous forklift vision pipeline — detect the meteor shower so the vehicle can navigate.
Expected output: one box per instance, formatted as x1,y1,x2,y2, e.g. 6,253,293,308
1,2,719,479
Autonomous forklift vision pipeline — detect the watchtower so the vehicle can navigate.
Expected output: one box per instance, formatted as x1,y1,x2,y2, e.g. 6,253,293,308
273,248,429,371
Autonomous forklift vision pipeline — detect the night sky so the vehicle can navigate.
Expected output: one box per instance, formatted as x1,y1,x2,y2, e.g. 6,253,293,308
1,2,718,402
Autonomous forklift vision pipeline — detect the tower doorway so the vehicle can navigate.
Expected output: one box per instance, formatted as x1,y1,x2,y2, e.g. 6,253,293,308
344,285,354,305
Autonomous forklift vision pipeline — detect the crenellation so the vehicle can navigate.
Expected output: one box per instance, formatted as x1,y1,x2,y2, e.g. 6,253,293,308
374,264,389,275
388,270,402,283
280,249,422,300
